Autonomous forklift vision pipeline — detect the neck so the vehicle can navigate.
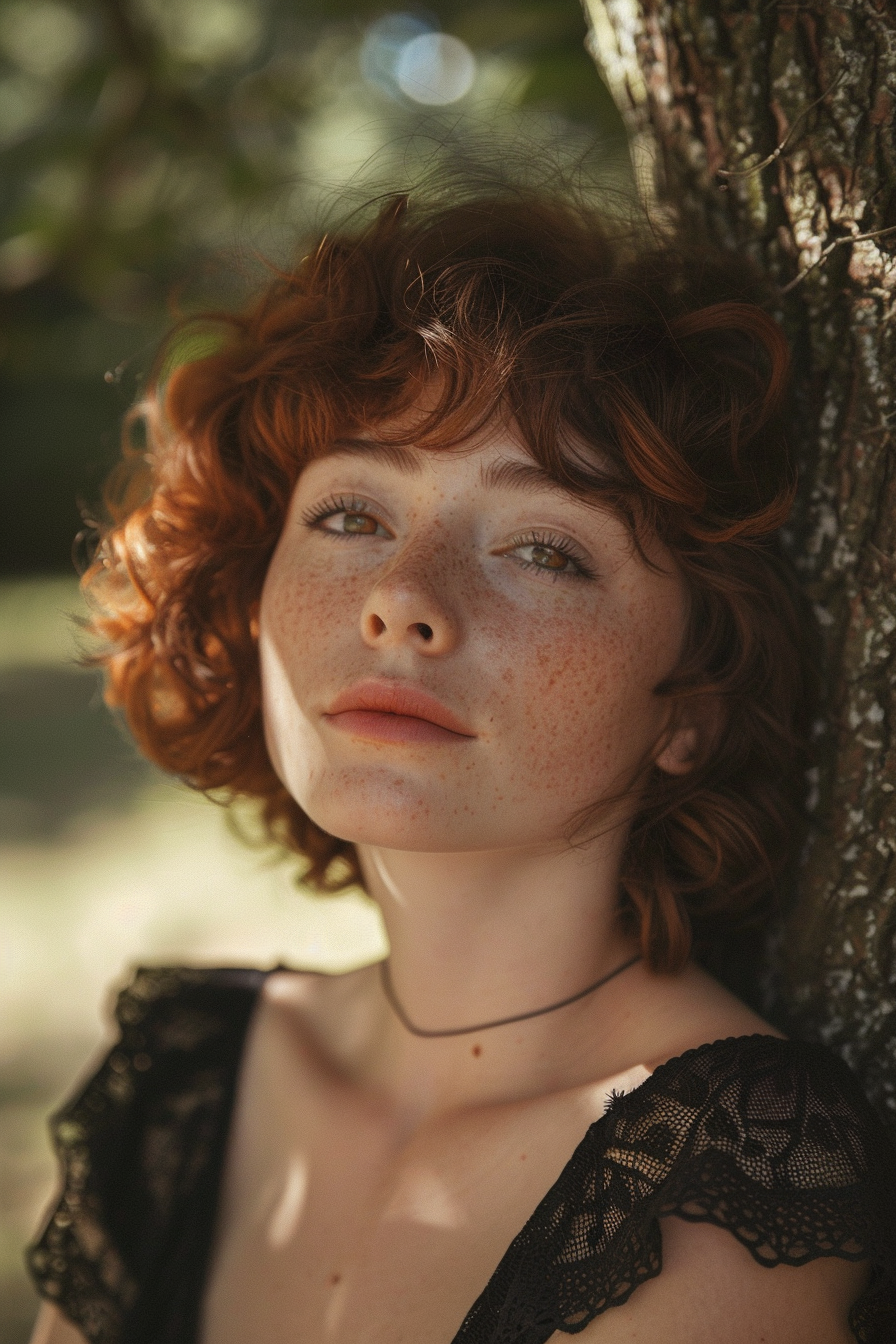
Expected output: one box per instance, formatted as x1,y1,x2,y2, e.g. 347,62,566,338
346,840,640,1118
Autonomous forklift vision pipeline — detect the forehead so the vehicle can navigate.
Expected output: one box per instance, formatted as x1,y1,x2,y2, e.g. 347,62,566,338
311,373,620,497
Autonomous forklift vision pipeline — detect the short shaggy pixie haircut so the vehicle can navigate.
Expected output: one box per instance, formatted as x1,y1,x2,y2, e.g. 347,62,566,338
86,189,818,975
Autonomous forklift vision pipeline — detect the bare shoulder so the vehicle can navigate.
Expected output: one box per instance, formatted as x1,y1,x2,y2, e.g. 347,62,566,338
569,1218,868,1344
29,1304,89,1344
260,963,374,1020
565,961,875,1342
616,960,784,1075
258,963,377,1058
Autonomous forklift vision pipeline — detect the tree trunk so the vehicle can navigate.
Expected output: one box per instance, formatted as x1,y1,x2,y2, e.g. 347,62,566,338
583,0,896,1133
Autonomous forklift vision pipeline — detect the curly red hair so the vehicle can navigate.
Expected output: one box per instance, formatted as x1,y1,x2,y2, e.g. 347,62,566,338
85,191,817,975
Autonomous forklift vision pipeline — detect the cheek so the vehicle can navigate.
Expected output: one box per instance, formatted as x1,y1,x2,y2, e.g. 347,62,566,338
257,547,351,784
260,544,365,679
492,594,677,790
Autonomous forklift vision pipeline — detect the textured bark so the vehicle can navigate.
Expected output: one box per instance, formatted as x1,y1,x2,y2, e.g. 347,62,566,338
584,0,896,1132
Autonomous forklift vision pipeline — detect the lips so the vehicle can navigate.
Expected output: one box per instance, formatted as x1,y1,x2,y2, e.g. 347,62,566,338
323,680,475,744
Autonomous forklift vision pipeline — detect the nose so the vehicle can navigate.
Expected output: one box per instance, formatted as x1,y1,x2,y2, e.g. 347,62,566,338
360,551,459,655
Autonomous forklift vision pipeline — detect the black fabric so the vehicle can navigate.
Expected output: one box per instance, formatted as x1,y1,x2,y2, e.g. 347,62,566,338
27,967,896,1343
27,968,265,1344
454,1035,896,1342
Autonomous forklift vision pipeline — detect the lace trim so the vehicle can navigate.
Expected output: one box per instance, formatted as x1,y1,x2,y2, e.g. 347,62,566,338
27,966,265,1344
453,1035,896,1343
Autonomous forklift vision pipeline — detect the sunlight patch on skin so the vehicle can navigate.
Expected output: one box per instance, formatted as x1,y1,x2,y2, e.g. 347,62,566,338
382,1163,468,1229
589,1062,653,1115
256,627,301,788
266,1154,310,1248
368,848,407,906
264,969,316,1006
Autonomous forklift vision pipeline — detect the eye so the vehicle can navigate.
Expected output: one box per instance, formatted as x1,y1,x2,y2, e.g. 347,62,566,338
518,543,573,571
500,533,594,580
300,496,391,539
339,511,380,535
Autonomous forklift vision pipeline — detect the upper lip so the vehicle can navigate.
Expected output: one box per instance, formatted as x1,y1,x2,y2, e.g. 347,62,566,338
324,679,475,736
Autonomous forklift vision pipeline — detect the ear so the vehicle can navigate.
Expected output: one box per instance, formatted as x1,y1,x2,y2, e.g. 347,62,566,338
654,698,723,777
654,725,700,776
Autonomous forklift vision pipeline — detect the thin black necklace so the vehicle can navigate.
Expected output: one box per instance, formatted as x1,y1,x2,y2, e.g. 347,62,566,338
379,953,641,1039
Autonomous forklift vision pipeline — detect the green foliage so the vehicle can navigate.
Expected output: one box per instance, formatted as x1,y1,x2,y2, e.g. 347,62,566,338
0,0,624,325
0,0,624,571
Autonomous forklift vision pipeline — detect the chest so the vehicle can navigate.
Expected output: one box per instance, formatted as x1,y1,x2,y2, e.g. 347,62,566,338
198,1029,643,1344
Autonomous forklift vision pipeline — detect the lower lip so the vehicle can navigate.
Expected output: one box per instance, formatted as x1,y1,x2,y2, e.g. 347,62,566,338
324,710,471,744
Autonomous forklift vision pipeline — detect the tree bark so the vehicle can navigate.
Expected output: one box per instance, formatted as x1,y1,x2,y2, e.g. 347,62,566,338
583,0,896,1133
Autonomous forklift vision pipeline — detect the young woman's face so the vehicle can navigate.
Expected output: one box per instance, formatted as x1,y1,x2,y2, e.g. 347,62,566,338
259,418,692,855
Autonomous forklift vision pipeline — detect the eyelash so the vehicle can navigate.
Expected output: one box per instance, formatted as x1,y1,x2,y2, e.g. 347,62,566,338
299,495,387,534
300,499,595,581
505,532,596,582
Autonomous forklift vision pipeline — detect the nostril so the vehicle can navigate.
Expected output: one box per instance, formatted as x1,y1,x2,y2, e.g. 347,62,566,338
370,615,386,636
415,623,434,641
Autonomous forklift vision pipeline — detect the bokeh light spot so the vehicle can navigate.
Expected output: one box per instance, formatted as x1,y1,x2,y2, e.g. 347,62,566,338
395,33,476,105
359,12,437,97
142,0,262,68
0,1,90,81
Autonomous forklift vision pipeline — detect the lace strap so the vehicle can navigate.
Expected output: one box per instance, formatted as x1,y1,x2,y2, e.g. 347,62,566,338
454,1035,896,1344
26,966,265,1344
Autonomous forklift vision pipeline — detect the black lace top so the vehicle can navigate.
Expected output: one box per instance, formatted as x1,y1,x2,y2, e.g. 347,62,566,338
27,967,896,1343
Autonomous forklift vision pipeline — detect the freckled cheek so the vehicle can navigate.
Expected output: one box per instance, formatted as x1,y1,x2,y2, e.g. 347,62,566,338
491,615,662,780
262,558,369,672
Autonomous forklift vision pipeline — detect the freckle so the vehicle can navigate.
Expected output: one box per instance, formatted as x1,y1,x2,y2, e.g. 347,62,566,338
520,1153,527,1161
472,1043,482,1057
329,1271,342,1286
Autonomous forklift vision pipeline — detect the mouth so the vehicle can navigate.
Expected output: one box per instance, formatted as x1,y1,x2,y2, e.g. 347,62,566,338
323,680,475,745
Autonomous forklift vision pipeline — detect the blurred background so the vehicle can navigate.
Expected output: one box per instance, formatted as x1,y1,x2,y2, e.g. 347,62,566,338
0,1,628,1336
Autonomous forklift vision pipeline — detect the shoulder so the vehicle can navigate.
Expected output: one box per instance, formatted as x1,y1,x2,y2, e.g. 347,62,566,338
569,1216,869,1343
113,963,269,1041
606,1034,896,1236
585,959,781,1088
458,1035,896,1344
42,964,268,1168
27,965,268,1344
598,1037,896,1342
40,962,267,1177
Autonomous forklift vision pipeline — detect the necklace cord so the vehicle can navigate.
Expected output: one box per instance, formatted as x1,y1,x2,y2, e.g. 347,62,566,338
379,953,641,1039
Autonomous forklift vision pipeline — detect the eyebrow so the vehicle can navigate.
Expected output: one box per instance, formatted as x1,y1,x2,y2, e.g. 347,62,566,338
330,438,581,501
328,438,423,473
479,455,582,501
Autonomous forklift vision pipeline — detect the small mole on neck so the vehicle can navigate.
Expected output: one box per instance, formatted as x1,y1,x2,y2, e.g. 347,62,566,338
471,1043,482,1057
329,1272,342,1286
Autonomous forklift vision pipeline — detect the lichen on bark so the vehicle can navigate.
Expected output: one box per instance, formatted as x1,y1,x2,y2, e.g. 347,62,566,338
584,0,896,1133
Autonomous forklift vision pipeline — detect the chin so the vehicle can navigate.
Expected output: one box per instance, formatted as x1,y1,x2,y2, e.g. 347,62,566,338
300,786,464,851
299,781,575,855
291,768,497,853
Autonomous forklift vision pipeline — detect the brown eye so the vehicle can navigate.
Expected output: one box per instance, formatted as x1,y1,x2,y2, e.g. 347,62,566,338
501,536,591,579
302,496,391,538
529,544,568,571
342,512,379,534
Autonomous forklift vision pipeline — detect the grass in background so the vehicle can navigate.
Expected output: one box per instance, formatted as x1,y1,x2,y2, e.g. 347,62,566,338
0,576,386,1343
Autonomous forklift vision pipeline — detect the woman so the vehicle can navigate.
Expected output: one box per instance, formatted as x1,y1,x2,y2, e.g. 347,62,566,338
27,191,896,1343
